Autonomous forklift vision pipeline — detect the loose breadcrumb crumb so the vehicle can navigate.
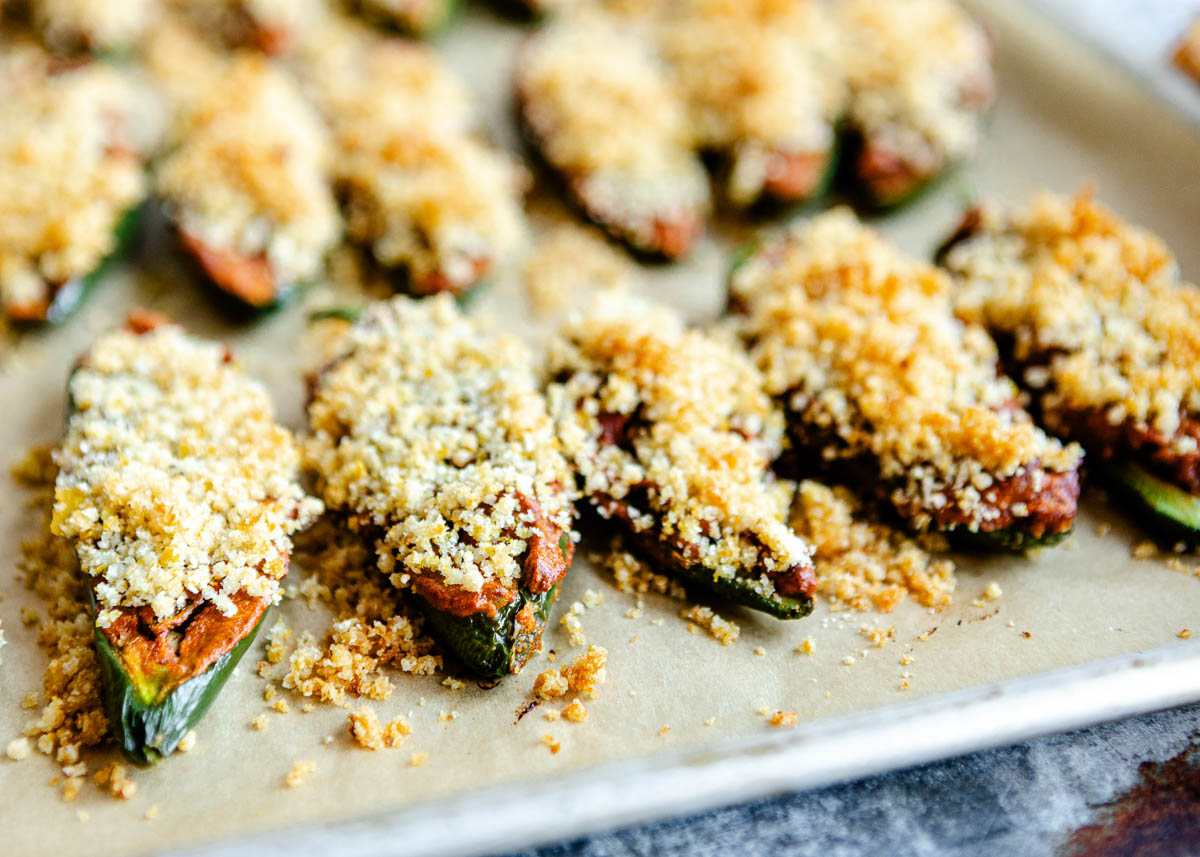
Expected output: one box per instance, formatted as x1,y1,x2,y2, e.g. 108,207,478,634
860,625,896,648
1133,541,1158,560
410,752,427,767
541,734,561,754
562,700,588,722
560,603,586,647
251,714,269,731
533,669,569,701
177,731,197,753
145,805,159,821
681,605,740,646
1181,629,1193,639
796,638,816,656
93,761,137,800
768,711,799,728
659,726,670,736
285,760,315,788
704,717,716,727
272,699,290,715
842,656,857,666
544,709,561,723
561,645,607,698
753,647,767,656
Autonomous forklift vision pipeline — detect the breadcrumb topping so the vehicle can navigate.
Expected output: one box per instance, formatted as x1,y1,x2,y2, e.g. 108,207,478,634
307,296,575,598
0,60,149,319
1174,16,1200,85
659,0,844,205
733,208,1080,532
156,54,339,289
681,605,740,645
11,448,110,776
838,0,993,172
517,11,710,245
945,190,1200,448
282,519,442,706
305,26,526,293
547,291,812,596
348,707,410,750
52,323,321,626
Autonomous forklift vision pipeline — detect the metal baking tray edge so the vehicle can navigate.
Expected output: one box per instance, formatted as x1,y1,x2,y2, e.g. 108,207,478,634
168,641,1200,857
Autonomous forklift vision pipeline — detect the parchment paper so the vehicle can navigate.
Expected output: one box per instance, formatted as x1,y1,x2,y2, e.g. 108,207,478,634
3,3,1200,856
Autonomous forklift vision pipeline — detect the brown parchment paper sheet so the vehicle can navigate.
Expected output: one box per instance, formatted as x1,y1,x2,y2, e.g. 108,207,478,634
3,3,1200,856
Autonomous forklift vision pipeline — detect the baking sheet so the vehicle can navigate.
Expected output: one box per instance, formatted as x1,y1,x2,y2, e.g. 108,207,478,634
4,2,1200,856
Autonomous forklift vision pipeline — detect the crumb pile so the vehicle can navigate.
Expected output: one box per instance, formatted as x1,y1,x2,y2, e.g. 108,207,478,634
301,21,526,294
281,519,442,707
732,207,1081,535
0,50,154,321
944,190,1200,488
546,291,813,600
10,448,110,792
52,322,321,627
306,295,575,611
790,480,956,612
155,52,340,293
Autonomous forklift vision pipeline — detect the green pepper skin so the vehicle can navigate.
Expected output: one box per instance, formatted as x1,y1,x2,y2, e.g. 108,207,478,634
93,607,265,766
951,526,1072,553
416,584,559,683
676,565,812,620
1108,463,1200,542
28,203,143,327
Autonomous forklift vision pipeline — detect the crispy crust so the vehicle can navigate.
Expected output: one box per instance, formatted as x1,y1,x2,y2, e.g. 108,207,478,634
732,208,1081,540
941,192,1200,497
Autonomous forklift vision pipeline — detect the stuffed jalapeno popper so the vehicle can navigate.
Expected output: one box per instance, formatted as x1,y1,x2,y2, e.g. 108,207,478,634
155,54,339,313
1,55,152,324
516,10,710,259
836,0,994,209
304,27,527,298
940,190,1200,538
52,312,322,764
658,0,845,209
305,296,576,681
731,209,1082,549
168,0,326,56
545,292,816,618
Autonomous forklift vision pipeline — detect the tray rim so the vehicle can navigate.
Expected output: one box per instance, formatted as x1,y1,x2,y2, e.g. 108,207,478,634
165,640,1200,857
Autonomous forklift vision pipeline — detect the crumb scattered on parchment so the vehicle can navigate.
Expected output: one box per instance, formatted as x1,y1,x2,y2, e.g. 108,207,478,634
281,520,442,706
767,711,798,728
177,730,197,753
1132,540,1157,560
598,544,687,602
522,223,633,318
791,481,956,612
658,726,670,736
842,656,856,666
7,737,32,761
528,646,607,720
704,717,716,727
251,714,269,731
796,637,816,656
560,602,586,647
11,447,110,778
93,761,137,800
272,699,290,715
860,626,896,648
541,734,561,754
410,751,427,767
348,707,411,750
1181,630,1193,640
681,605,740,645
285,760,315,788
145,805,159,820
